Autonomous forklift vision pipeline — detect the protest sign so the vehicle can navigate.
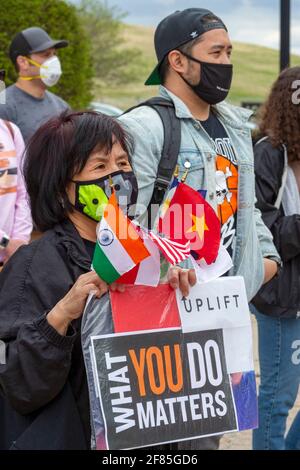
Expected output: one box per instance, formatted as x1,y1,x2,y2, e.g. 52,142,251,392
89,277,257,449
91,328,237,449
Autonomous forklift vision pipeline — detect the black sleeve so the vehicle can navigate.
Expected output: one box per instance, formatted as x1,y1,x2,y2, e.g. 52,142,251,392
0,242,77,415
254,141,300,262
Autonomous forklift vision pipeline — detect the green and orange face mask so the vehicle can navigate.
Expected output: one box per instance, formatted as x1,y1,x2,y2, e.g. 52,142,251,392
72,170,138,222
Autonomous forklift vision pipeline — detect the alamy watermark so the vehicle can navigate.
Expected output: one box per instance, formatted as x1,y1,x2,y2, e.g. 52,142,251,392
291,339,300,365
0,339,6,364
291,80,300,104
102,198,206,251
0,79,5,104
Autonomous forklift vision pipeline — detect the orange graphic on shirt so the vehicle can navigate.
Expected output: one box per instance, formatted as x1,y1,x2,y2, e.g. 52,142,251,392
0,158,9,169
216,154,238,225
0,168,17,195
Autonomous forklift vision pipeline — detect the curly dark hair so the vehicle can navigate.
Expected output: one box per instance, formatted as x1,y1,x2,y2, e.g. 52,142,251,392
259,66,300,162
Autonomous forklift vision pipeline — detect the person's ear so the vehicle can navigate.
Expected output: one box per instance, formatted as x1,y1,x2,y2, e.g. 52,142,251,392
16,55,30,73
168,50,188,74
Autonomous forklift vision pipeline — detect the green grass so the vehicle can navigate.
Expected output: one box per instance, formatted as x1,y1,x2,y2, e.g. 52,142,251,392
93,24,300,110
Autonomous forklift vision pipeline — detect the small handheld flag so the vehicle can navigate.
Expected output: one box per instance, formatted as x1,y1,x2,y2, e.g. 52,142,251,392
116,227,191,286
92,193,150,283
158,181,221,265
147,231,190,265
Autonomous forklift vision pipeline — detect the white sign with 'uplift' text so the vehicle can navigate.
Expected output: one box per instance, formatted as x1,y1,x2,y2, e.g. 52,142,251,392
176,276,253,373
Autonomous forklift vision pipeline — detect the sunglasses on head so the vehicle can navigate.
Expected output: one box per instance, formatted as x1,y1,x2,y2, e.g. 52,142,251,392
0,70,6,82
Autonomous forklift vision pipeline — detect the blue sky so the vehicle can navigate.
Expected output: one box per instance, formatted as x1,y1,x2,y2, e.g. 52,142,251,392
71,0,300,54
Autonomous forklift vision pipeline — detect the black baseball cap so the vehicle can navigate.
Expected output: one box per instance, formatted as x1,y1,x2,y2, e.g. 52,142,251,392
9,27,68,64
145,8,227,86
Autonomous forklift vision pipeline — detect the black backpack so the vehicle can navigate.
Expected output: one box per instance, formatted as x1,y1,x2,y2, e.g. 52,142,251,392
125,97,181,210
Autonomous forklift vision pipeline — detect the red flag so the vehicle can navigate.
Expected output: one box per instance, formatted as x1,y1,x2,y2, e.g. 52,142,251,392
110,284,180,333
158,182,221,265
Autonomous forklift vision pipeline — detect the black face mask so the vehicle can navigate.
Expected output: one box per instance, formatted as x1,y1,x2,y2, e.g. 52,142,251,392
180,52,233,105
72,170,138,222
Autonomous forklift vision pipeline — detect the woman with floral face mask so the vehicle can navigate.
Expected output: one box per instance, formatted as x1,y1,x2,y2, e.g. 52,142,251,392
0,110,196,450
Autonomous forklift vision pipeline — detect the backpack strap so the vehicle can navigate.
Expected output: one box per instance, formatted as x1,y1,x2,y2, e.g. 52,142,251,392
254,136,268,147
125,97,181,207
3,120,15,142
255,136,288,210
274,144,288,210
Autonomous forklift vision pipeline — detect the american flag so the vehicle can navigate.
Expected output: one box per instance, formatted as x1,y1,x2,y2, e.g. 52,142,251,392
148,230,191,265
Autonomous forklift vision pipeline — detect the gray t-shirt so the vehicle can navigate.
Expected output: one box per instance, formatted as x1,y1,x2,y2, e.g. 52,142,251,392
0,84,70,143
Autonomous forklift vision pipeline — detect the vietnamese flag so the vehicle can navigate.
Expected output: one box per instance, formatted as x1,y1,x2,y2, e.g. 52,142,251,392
158,182,220,265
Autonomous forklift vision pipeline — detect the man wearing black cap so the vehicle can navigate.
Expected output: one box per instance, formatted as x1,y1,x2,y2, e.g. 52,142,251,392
0,27,70,143
120,8,280,449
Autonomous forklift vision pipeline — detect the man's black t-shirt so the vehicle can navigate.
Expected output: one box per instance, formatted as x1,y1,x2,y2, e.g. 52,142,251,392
199,112,239,258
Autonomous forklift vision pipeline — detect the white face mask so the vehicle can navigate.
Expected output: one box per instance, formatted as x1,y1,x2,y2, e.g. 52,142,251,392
39,56,62,87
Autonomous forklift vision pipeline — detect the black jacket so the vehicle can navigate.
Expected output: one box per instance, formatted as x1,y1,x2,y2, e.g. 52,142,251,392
252,138,300,317
0,220,92,449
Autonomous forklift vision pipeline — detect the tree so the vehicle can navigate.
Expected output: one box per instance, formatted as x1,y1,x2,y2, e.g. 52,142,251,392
0,0,94,108
78,0,144,87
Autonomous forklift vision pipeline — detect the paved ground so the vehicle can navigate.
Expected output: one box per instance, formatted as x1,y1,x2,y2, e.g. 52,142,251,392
220,317,300,450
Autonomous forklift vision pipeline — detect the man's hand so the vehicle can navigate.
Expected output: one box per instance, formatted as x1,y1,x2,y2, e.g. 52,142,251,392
263,258,279,284
168,266,197,297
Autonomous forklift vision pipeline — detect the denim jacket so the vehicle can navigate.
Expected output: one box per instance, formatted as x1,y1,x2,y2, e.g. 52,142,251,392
119,86,280,301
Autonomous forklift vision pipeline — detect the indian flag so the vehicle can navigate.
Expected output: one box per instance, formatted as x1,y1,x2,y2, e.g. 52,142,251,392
116,228,161,287
92,192,150,284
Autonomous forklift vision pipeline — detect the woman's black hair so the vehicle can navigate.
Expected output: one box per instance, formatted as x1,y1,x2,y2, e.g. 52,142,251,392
23,110,133,231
